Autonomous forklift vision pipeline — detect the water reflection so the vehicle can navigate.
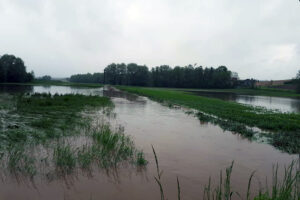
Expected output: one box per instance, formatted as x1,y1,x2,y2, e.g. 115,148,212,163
33,85,103,96
190,91,300,113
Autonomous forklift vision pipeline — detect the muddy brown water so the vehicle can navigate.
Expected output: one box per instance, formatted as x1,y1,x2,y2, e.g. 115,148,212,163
0,85,297,200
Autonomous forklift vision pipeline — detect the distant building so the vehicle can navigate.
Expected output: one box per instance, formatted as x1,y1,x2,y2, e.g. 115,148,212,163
255,80,291,87
255,79,296,90
237,79,257,88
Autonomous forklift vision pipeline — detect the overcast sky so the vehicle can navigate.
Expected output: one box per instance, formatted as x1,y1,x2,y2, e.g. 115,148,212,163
0,0,299,80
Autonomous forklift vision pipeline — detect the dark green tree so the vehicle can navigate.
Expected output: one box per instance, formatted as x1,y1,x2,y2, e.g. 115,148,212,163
0,54,34,83
104,63,117,84
296,70,300,93
127,63,149,86
41,75,52,81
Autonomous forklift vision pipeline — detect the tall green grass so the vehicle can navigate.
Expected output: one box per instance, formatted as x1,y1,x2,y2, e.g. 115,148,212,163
53,143,76,174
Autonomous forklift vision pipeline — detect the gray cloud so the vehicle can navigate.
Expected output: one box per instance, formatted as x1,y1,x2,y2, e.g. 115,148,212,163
0,0,299,79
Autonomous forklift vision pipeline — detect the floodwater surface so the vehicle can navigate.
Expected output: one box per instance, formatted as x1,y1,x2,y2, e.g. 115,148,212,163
188,91,300,113
0,85,297,200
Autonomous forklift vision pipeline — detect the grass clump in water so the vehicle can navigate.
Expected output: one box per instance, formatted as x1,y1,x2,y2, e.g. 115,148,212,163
90,124,146,168
7,145,37,178
271,131,300,154
77,145,94,170
51,124,147,175
53,143,76,174
136,151,147,166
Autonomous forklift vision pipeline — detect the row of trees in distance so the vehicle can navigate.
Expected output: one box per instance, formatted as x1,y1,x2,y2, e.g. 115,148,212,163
70,63,238,89
0,54,34,83
69,73,104,83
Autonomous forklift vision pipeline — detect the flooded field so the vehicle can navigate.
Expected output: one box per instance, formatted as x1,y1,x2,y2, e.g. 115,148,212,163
188,91,300,113
0,85,298,200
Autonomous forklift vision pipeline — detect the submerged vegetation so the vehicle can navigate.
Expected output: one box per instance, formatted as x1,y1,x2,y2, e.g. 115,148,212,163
0,92,147,179
1,93,112,146
118,86,300,153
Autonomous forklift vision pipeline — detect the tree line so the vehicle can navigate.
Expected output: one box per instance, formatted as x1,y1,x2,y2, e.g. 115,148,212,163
69,73,104,83
69,63,238,89
0,54,34,83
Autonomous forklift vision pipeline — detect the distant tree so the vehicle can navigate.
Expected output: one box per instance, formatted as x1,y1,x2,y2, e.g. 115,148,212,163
0,54,34,83
26,71,35,82
41,75,52,81
0,60,5,82
115,63,127,85
231,72,239,80
296,70,300,93
151,65,172,87
127,63,149,86
104,63,117,84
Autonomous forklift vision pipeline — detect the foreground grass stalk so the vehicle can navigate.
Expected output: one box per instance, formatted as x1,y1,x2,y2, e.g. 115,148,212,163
151,147,299,200
177,176,181,200
247,171,256,200
152,145,165,200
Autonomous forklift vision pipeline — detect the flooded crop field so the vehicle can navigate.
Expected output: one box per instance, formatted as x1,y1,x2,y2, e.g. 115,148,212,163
0,84,298,200
187,91,300,113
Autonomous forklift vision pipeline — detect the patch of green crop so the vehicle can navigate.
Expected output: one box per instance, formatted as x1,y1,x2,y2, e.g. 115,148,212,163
136,151,147,166
0,93,113,147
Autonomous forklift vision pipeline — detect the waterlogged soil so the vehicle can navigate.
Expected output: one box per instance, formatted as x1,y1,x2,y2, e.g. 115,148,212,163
0,85,297,200
188,91,300,113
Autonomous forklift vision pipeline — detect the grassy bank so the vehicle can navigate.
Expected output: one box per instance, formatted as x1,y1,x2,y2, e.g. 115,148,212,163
118,86,300,153
0,93,146,178
178,87,300,98
0,80,103,88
